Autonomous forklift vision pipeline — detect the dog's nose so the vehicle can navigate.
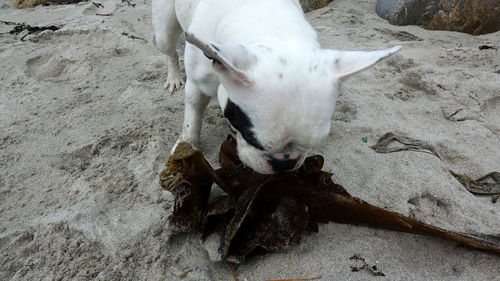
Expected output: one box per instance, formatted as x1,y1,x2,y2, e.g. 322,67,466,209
266,152,300,172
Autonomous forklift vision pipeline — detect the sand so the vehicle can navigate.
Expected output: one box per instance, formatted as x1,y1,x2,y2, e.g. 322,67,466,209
1,0,499,280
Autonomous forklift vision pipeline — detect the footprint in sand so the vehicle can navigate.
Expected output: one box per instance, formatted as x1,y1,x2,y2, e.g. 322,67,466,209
408,193,452,220
25,51,91,82
25,54,76,82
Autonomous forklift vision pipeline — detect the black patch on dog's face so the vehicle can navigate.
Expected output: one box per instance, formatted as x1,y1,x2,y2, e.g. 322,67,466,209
224,99,264,150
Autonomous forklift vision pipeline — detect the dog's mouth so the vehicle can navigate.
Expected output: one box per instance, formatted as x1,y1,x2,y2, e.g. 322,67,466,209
239,148,305,175
230,127,306,174
264,152,304,173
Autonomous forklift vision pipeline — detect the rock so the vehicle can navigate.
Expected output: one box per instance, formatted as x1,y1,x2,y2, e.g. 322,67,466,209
12,0,46,8
300,0,335,12
376,0,500,35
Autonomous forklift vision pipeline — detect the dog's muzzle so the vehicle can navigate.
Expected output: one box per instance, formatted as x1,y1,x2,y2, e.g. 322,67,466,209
265,152,302,173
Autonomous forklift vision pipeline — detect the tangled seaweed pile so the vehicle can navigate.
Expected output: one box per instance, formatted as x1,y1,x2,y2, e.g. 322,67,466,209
160,135,500,262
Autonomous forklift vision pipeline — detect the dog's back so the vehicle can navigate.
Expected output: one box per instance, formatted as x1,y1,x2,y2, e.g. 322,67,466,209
176,0,315,48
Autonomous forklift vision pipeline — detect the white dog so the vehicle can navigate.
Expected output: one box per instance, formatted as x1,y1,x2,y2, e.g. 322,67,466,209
152,0,401,174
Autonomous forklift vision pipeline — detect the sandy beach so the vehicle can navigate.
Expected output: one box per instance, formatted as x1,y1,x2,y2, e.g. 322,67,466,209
1,0,499,280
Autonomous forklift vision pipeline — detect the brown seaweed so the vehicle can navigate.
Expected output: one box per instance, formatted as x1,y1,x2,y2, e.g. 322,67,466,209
1,20,62,41
121,32,147,43
349,254,385,277
12,0,87,9
159,142,221,232
160,135,500,262
450,171,500,195
266,276,322,281
370,132,440,159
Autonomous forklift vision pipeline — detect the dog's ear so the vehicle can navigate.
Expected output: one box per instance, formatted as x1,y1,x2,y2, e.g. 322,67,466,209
185,32,254,86
328,46,402,81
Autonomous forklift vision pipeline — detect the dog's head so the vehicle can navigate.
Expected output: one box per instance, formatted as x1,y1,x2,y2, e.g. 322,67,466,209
185,33,401,174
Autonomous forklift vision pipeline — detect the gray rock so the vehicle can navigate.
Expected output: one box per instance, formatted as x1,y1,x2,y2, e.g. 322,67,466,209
376,0,500,35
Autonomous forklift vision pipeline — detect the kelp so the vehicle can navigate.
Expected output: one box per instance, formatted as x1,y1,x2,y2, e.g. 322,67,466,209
349,254,385,277
370,132,499,203
450,171,500,195
160,135,500,262
0,20,62,41
370,132,440,159
12,0,87,9
159,142,219,232
450,171,500,203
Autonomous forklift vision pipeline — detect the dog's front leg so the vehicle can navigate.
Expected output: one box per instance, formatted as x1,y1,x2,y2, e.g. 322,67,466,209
152,0,185,93
171,81,211,153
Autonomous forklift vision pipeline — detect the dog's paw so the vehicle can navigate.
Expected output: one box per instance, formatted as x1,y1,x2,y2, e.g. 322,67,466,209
164,74,185,93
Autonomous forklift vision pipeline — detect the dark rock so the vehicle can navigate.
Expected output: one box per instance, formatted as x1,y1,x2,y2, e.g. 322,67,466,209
300,0,334,12
376,0,500,35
